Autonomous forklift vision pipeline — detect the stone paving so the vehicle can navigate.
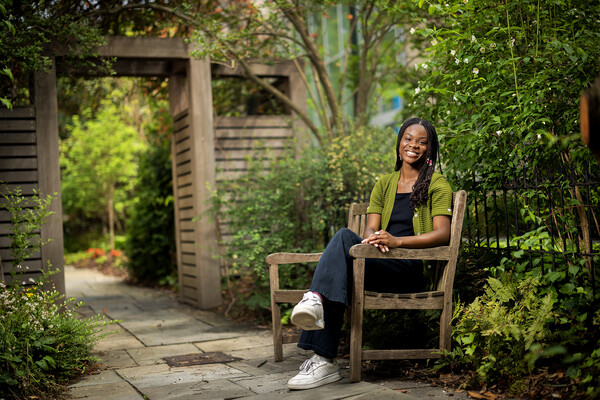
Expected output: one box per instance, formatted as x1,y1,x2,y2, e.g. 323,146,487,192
65,266,469,399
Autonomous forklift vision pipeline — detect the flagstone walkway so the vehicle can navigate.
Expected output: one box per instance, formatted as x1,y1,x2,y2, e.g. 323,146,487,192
65,266,468,399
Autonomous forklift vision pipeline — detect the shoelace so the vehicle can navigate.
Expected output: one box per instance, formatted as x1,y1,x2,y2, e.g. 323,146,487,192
299,356,320,373
299,293,318,305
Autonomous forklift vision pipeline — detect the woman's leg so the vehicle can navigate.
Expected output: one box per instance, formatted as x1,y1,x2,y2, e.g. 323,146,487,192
296,228,361,357
297,297,346,359
296,227,424,354
309,228,362,306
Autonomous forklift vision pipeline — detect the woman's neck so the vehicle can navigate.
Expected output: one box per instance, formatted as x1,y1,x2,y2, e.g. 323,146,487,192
397,165,421,193
399,164,420,182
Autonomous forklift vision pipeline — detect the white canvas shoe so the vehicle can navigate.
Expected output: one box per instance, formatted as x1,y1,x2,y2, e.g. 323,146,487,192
291,291,324,330
287,354,342,390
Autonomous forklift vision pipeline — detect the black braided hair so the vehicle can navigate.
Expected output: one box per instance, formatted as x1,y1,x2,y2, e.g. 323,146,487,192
394,117,439,210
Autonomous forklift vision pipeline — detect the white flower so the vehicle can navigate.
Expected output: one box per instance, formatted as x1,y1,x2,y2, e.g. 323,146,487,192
456,80,461,85
464,58,469,64
431,39,438,46
421,63,428,69
414,63,419,70
473,67,479,74
446,110,451,115
415,87,421,94
510,38,515,47
496,130,502,136
537,134,542,139
28,278,35,283
455,58,460,65
453,95,458,101
450,49,456,56
471,35,476,43
490,42,497,48
410,27,416,35
480,47,485,53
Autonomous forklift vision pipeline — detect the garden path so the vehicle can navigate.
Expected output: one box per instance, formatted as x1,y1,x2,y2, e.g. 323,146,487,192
65,265,469,399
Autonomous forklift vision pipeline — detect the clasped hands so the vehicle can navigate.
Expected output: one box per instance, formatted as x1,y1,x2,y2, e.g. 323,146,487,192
361,230,401,253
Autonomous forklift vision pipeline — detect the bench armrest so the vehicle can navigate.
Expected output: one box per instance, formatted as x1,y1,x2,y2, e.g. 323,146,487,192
266,252,322,265
349,244,451,260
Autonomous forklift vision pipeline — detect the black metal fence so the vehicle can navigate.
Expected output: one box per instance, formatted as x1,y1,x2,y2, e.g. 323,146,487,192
463,158,600,293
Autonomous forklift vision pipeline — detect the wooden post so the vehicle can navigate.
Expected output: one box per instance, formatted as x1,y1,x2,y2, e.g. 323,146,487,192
186,58,221,309
34,58,65,294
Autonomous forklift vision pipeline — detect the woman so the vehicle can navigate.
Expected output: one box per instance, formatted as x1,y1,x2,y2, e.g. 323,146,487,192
287,117,453,390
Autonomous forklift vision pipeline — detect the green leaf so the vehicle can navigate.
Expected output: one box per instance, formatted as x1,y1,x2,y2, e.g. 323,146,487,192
2,68,13,81
4,20,15,35
1,98,12,110
513,249,524,258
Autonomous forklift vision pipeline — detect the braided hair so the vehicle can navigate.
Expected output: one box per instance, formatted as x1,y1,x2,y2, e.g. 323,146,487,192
394,117,439,210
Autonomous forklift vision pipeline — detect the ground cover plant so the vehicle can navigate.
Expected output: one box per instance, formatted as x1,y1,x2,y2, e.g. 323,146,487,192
0,185,114,399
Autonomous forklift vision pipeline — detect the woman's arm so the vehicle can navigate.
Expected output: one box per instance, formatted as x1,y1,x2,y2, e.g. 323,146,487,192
362,213,381,240
362,215,451,252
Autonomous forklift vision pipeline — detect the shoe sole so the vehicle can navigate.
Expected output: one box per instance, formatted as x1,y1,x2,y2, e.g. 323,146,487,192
287,371,342,390
291,311,324,330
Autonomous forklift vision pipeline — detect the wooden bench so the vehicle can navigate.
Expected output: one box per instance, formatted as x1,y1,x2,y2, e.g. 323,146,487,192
266,190,467,382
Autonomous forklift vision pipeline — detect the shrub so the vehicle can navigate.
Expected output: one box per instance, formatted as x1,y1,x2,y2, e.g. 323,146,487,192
0,271,112,398
124,140,177,285
0,184,114,398
448,274,557,394
210,125,397,315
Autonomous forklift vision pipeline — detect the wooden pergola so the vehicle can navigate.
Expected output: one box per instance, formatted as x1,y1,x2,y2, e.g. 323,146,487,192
0,37,306,309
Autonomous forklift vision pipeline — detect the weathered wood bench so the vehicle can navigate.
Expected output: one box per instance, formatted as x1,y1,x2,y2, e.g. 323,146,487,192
267,190,467,382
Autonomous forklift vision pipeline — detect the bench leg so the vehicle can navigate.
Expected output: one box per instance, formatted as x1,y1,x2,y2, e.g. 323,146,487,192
349,258,365,383
272,302,283,361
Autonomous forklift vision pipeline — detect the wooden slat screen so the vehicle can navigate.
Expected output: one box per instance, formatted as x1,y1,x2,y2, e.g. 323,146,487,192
172,109,199,306
214,115,294,246
0,107,43,284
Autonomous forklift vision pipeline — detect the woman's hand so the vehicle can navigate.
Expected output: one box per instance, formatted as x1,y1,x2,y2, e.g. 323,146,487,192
361,230,401,253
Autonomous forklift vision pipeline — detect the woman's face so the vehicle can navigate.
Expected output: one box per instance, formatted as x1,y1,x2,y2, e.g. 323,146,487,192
399,124,428,167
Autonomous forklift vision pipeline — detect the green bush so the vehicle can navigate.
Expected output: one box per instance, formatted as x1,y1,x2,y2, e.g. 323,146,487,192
0,184,113,398
211,125,397,314
441,226,600,396
403,0,600,394
124,139,177,285
448,274,557,394
0,271,112,398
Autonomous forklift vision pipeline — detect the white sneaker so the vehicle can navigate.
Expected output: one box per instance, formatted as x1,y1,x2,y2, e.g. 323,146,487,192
291,291,324,330
287,354,341,390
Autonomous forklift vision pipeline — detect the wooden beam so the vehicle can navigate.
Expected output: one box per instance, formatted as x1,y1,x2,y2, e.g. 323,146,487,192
212,61,295,77
96,37,191,59
61,60,174,77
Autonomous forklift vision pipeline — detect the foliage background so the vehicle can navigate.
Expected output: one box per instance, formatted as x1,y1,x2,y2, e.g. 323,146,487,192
211,124,397,316
401,0,600,395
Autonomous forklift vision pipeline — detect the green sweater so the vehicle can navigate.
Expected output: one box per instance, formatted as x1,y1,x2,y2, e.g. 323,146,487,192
366,171,453,236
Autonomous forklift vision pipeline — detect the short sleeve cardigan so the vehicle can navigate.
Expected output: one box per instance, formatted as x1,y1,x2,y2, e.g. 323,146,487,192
366,171,453,235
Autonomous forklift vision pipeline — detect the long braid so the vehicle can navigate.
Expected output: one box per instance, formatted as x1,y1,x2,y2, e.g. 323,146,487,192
394,118,439,210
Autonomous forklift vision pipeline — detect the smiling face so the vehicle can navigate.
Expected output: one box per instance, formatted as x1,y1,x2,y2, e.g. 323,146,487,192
398,123,429,167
